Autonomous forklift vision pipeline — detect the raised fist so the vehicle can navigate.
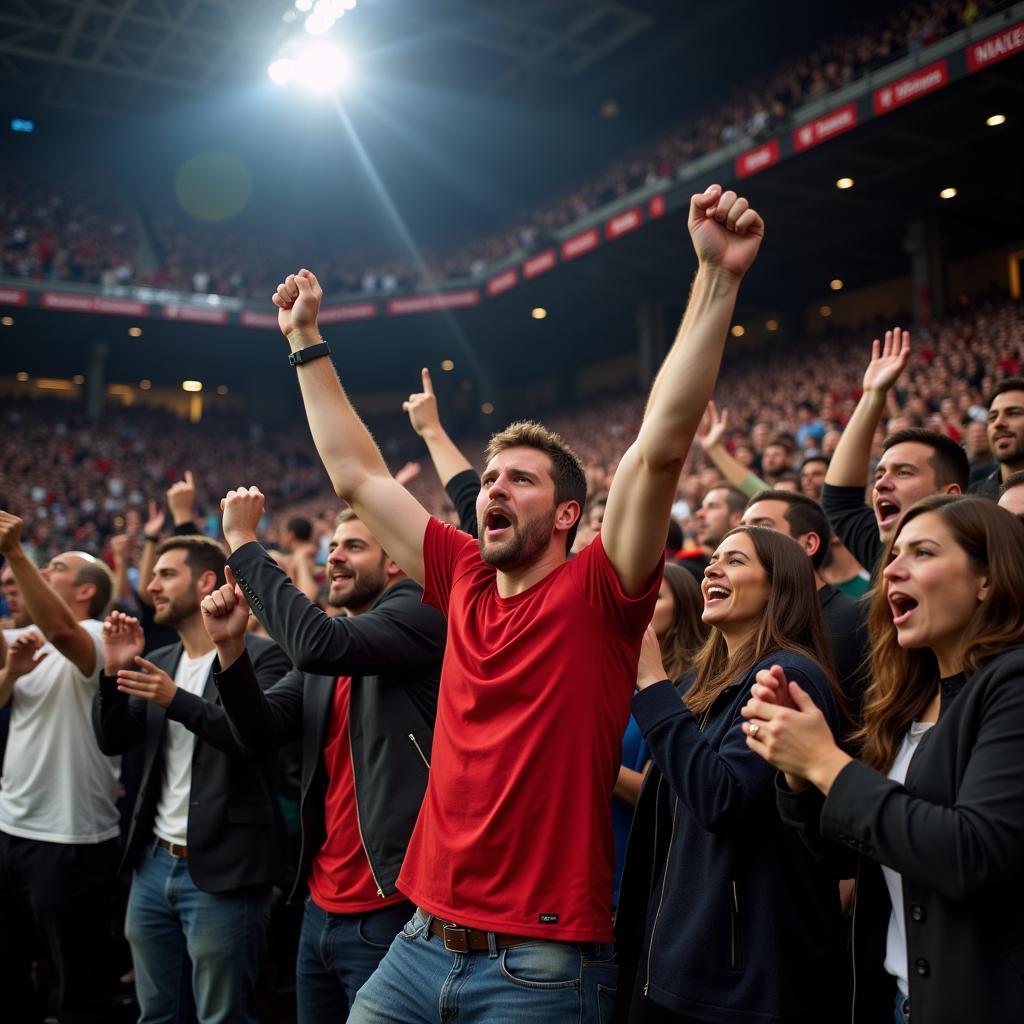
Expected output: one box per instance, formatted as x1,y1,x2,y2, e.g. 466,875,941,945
688,184,765,280
220,486,265,548
273,269,323,339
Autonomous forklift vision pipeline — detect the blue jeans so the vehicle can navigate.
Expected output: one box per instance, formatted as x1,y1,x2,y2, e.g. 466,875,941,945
296,898,414,1024
124,843,272,1024
894,989,910,1024
349,910,618,1023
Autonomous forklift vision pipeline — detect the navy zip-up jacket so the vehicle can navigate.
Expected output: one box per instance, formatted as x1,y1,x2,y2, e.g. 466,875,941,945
614,651,845,1024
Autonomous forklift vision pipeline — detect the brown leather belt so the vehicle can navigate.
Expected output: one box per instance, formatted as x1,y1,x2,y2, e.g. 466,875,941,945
421,910,535,953
156,837,188,859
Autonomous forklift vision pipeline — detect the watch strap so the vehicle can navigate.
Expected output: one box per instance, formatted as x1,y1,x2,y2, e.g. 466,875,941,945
288,340,331,367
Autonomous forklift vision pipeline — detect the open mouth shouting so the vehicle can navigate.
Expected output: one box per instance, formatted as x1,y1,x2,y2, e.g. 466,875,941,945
703,583,732,606
875,499,901,530
888,589,919,627
483,505,516,542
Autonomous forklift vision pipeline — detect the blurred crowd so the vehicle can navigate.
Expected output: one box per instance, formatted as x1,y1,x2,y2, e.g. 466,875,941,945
0,0,1003,299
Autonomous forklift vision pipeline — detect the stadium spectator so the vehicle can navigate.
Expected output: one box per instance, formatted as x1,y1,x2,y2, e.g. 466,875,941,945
92,536,291,1024
692,483,747,561
271,181,763,1022
616,526,844,1021
969,377,1024,499
799,455,829,502
203,489,445,1022
746,495,1024,1022
822,329,969,571
0,514,119,1023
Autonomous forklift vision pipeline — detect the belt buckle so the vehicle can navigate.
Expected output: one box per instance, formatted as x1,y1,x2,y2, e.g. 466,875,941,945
442,923,470,953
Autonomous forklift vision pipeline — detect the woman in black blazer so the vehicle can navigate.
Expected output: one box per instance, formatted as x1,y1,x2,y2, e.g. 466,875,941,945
743,495,1024,1023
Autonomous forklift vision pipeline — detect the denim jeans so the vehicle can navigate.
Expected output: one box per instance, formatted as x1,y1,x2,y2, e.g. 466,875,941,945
124,843,272,1024
348,910,618,1023
296,897,414,1024
894,989,910,1024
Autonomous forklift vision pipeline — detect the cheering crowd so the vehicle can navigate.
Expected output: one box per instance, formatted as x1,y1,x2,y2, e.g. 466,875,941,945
3,185,1024,1024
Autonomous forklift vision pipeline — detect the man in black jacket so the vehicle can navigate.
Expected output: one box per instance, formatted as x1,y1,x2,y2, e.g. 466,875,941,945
821,328,967,572
93,535,291,1024
201,487,444,1023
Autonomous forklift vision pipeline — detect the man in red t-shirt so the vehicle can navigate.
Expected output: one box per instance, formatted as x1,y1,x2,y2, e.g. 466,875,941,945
271,182,765,1022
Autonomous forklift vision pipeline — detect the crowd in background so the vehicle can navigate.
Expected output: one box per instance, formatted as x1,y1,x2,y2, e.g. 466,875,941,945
0,0,1006,300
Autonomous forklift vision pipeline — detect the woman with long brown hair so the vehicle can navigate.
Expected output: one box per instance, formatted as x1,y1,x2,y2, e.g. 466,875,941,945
615,525,845,1023
743,495,1024,1023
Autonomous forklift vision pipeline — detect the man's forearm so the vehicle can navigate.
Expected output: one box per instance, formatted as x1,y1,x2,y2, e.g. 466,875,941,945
641,266,740,464
136,540,157,606
6,547,79,643
421,426,473,489
705,443,767,494
826,390,887,487
287,327,391,498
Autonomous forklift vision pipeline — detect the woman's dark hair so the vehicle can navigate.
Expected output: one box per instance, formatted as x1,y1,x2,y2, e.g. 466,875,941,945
856,495,1024,771
685,526,836,715
659,562,710,681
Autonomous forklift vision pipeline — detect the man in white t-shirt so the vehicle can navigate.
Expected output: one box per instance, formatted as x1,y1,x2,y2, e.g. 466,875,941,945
0,510,119,1023
94,535,290,1024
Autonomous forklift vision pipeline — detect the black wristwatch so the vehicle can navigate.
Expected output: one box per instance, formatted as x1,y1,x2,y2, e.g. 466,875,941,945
288,340,331,367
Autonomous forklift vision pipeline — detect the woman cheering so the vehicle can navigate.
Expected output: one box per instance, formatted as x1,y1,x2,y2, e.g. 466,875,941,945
615,526,845,1023
743,495,1024,1023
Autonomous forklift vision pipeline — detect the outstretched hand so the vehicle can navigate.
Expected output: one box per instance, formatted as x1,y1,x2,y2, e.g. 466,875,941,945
697,400,730,451
273,269,323,338
862,327,910,394
116,657,178,708
5,631,48,678
403,368,442,439
102,611,145,675
688,184,765,280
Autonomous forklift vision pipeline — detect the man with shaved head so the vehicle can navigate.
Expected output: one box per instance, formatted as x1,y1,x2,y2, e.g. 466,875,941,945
0,511,119,1023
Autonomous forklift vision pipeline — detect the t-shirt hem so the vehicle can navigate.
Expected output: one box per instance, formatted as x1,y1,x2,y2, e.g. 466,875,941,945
309,889,409,915
401,885,612,943
0,821,120,844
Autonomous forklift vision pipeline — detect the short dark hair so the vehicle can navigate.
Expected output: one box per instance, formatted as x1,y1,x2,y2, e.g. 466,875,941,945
987,377,1024,408
73,559,114,619
745,489,831,571
1000,470,1024,497
800,455,829,472
154,536,227,587
484,421,587,552
766,434,796,454
705,483,748,517
881,428,969,491
286,515,313,542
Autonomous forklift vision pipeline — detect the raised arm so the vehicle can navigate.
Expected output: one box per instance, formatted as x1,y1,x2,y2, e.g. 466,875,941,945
403,367,474,488
602,185,765,594
697,401,768,497
135,500,165,608
0,513,98,675
273,270,430,586
824,328,910,487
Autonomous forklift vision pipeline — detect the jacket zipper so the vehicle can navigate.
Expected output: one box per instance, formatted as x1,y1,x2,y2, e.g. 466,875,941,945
644,703,714,996
408,732,430,769
729,880,739,969
349,714,385,898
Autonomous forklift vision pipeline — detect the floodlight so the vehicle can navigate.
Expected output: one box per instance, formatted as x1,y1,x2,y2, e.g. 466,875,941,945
268,59,297,85
294,43,350,92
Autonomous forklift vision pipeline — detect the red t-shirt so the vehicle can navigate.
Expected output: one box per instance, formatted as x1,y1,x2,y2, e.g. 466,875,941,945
397,519,660,941
308,676,407,913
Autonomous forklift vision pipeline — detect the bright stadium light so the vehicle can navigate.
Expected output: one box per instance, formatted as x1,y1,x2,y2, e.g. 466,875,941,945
295,0,313,10
268,58,297,85
294,42,350,92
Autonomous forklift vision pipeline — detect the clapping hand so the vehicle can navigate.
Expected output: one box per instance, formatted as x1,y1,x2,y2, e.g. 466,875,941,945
101,611,145,675
5,631,48,678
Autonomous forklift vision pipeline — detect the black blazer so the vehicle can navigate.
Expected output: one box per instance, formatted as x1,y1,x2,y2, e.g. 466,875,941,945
779,645,1024,1023
92,633,291,893
220,542,444,903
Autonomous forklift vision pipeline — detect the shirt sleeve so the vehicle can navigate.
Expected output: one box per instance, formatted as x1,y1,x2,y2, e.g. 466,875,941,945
821,483,881,574
570,534,662,637
421,516,477,618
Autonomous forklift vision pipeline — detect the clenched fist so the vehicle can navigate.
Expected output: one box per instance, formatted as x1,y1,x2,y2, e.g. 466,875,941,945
273,269,323,341
688,184,765,280
220,487,265,551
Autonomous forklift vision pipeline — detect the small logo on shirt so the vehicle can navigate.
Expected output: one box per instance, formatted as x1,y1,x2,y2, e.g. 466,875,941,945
539,913,559,924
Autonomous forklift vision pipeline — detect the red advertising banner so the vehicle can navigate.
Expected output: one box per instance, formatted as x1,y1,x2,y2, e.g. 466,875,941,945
873,59,949,114
523,249,556,279
735,140,780,179
387,290,480,316
792,102,858,152
318,303,378,324
41,292,147,316
0,288,29,306
239,311,279,329
605,207,642,240
560,228,600,262
486,269,518,297
649,194,666,219
966,19,1024,71
162,304,229,324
